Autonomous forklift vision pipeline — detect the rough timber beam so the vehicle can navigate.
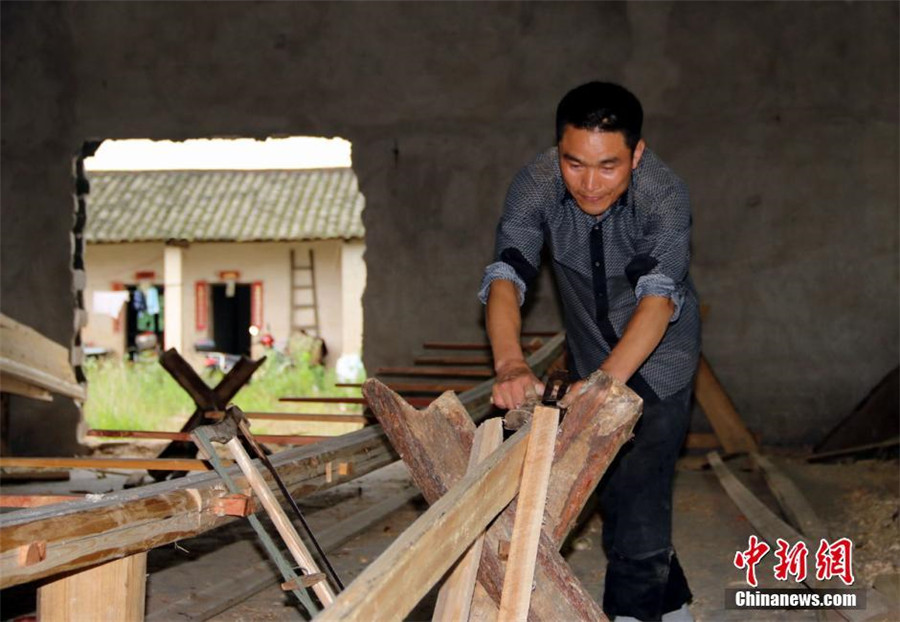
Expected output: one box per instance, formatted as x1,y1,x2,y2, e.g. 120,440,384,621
0,426,395,588
363,368,640,621
317,422,529,622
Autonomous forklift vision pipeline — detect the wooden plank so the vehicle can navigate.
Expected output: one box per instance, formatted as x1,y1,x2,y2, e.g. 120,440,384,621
0,314,84,401
87,429,328,445
708,451,893,622
158,348,221,410
0,372,53,401
243,412,371,424
808,437,900,462
433,419,504,622
152,353,267,481
694,355,758,454
0,470,70,482
498,405,559,622
377,366,493,378
222,436,335,606
751,452,830,542
683,432,720,450
38,552,147,622
0,457,215,471
423,341,541,353
147,483,422,622
337,381,479,393
317,424,530,622
470,583,498,622
0,495,82,508
364,379,610,622
278,395,432,408
0,425,397,588
414,355,493,366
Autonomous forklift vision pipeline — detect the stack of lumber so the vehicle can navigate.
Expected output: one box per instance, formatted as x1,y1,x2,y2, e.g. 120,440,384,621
319,369,643,621
0,313,84,402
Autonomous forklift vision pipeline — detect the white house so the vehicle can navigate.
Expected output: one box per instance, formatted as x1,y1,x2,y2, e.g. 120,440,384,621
81,168,366,368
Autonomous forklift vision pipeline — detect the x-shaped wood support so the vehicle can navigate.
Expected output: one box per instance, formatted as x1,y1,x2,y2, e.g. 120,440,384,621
363,370,642,621
149,348,265,480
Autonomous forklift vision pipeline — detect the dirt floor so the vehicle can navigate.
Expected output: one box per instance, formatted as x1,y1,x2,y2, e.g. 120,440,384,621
2,448,897,622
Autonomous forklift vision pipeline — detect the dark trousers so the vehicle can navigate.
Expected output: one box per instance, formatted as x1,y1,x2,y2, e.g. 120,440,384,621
598,384,693,621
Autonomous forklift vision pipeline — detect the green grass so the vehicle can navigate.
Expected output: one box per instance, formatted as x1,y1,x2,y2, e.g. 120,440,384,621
83,349,366,438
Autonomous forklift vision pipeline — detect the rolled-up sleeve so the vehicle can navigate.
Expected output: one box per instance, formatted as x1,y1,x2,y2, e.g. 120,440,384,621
633,182,692,322
478,166,546,306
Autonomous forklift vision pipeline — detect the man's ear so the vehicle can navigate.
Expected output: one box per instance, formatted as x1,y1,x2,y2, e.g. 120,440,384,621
632,139,646,170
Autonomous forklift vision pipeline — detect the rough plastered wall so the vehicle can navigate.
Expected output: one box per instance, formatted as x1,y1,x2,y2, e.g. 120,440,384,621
1,2,896,453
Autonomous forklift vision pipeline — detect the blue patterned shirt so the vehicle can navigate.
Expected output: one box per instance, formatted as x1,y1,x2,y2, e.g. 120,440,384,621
479,146,701,402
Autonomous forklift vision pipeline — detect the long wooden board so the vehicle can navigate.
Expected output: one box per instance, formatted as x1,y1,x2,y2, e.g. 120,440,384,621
414,355,493,366
338,381,479,393
376,366,494,378
0,313,85,401
316,424,530,622
498,405,559,621
242,412,371,424
433,419,503,622
87,429,328,445
695,356,758,454
751,452,830,543
0,373,53,401
146,476,421,622
423,342,541,352
38,552,147,622
0,457,215,472
0,426,396,588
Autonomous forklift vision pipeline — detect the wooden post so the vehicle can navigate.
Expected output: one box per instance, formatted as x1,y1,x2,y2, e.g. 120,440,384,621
498,405,559,621
38,552,147,622
223,436,336,606
433,418,504,622
317,424,531,622
694,355,758,454
163,245,183,352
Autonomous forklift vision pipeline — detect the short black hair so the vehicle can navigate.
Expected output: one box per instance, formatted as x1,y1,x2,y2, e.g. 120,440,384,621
555,82,643,150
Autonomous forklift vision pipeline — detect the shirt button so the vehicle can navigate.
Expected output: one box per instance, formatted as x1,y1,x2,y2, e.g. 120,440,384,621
593,226,599,231
594,261,601,267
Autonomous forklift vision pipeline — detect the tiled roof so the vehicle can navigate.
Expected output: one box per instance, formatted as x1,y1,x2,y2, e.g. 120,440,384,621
84,169,365,243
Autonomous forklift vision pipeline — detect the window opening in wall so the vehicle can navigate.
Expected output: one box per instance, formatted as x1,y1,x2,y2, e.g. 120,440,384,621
78,137,368,434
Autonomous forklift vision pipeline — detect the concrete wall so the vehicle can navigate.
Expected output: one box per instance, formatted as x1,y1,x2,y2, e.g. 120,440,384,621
1,2,896,452
82,240,363,365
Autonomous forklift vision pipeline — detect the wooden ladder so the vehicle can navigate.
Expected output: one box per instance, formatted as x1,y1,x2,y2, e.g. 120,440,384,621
290,249,321,337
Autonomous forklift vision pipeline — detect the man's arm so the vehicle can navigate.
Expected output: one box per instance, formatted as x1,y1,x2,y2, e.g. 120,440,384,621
486,279,544,409
600,295,674,383
558,295,674,408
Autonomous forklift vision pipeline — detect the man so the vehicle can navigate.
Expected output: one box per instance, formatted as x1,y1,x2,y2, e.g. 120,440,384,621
479,82,700,622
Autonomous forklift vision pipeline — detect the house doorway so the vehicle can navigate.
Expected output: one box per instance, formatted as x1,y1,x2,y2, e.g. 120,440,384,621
211,283,252,356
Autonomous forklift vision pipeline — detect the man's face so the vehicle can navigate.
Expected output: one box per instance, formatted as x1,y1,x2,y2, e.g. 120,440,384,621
558,126,645,216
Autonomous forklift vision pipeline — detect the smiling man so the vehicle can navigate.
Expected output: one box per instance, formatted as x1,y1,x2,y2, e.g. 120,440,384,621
479,82,700,621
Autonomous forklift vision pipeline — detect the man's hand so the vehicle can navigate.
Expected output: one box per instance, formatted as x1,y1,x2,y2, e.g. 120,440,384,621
557,371,611,411
491,359,544,409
